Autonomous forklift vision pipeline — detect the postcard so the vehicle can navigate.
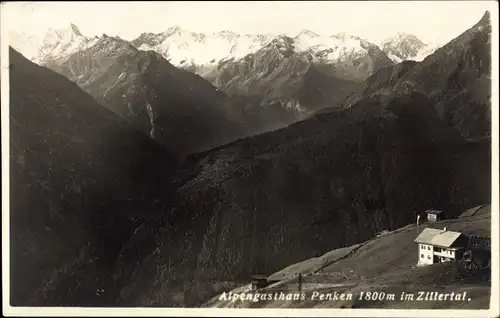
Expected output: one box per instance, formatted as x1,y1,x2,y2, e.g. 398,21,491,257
1,1,498,317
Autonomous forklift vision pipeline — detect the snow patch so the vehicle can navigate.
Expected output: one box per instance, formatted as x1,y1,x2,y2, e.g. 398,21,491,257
387,53,403,63
412,44,440,62
293,32,367,63
141,30,275,67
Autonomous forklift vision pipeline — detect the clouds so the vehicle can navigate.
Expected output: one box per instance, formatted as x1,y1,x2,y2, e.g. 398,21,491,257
2,1,494,44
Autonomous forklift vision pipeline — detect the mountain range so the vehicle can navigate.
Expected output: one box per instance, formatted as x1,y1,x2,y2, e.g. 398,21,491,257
132,28,395,82
8,10,492,308
10,24,439,69
9,24,440,125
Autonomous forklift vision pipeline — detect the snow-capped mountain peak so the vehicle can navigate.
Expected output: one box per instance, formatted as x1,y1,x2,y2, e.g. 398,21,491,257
69,23,83,36
380,33,440,63
165,25,184,36
43,23,83,47
292,31,372,64
218,30,238,36
217,30,239,41
332,32,360,41
296,29,320,38
131,26,277,67
391,32,421,42
35,23,99,63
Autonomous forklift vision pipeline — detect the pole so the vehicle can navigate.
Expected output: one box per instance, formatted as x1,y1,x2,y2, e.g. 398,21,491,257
298,273,302,294
416,213,420,237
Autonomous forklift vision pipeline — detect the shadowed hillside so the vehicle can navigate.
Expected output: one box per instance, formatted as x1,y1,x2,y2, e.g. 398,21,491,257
9,47,178,306
347,11,492,140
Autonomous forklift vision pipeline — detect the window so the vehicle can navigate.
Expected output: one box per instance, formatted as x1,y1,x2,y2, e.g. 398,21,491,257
427,255,431,259
421,254,424,258
428,246,432,250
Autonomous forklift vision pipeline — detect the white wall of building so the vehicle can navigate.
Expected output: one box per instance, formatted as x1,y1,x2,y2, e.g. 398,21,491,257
419,243,434,265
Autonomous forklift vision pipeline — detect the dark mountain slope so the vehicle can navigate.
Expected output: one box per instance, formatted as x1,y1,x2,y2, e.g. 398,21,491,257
9,47,178,306
406,11,492,139
109,92,490,306
44,36,245,160
361,60,419,97
348,11,491,139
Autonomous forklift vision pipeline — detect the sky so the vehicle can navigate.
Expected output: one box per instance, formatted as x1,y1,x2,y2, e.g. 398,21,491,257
1,1,497,45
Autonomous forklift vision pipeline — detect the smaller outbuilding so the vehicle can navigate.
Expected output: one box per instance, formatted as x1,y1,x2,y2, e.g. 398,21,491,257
426,210,445,223
251,275,280,290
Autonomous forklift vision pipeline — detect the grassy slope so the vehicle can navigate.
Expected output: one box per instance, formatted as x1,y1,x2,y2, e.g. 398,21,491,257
204,207,490,309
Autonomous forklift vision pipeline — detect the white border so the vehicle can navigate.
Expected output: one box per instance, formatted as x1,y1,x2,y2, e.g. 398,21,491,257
1,1,499,317
1,0,12,315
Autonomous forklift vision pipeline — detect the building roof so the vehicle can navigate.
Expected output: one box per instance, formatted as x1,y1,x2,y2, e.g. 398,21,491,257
414,228,463,247
426,209,444,215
